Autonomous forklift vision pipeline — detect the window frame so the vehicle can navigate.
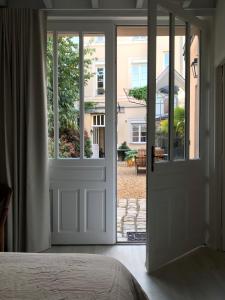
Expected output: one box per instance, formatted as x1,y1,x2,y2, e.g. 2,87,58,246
131,62,147,88
96,66,105,96
130,122,147,144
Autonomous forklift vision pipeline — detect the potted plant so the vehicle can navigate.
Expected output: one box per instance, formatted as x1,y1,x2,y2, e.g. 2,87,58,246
117,142,130,161
125,149,138,167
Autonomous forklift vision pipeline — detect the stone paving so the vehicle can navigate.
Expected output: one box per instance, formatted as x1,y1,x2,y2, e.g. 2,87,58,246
117,163,146,242
117,198,146,242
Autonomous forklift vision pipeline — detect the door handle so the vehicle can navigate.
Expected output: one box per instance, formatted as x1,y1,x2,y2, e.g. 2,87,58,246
151,145,155,172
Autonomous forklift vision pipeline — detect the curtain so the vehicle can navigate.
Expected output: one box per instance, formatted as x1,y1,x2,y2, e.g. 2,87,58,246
0,9,50,252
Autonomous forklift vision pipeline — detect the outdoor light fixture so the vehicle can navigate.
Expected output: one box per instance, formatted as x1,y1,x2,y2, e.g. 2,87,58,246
191,58,198,78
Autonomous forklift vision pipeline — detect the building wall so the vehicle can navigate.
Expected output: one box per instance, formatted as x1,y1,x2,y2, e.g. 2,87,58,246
189,33,200,159
83,31,185,153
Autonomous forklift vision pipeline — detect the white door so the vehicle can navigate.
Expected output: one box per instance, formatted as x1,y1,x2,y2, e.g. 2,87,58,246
48,22,116,244
147,1,206,271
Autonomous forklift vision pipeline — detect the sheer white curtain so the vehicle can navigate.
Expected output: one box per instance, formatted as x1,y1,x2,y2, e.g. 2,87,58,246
0,9,50,252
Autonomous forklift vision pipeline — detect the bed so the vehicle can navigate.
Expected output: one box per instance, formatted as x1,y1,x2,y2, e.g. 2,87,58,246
0,252,148,300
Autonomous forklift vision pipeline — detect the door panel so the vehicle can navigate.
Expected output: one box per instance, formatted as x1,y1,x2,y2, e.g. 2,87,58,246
59,190,80,232
149,162,204,271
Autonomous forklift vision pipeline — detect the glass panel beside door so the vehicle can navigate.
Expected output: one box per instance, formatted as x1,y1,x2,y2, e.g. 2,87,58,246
83,33,106,159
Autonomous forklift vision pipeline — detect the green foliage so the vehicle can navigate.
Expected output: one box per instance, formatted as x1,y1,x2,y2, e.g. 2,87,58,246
84,101,96,112
47,35,95,157
118,141,130,151
128,86,147,103
84,131,93,158
117,142,131,161
125,149,138,161
159,106,185,141
48,129,92,158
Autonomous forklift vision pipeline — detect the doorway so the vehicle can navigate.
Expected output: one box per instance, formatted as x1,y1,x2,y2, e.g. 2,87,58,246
116,26,147,243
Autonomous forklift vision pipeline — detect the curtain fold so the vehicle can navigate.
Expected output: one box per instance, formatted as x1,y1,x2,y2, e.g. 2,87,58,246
0,8,50,252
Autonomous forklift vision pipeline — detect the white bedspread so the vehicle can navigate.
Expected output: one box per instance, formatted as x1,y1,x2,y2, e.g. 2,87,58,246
0,253,148,300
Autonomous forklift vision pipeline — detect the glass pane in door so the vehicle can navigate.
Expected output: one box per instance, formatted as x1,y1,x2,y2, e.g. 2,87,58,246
189,25,200,159
83,33,105,159
58,33,80,158
155,14,170,162
47,32,54,158
174,19,186,160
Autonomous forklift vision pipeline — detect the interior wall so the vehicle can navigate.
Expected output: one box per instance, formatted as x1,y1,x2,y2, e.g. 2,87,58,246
207,0,225,249
214,0,225,66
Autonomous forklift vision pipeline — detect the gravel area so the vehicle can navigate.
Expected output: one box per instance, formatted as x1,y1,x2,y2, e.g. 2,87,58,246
117,162,146,199
117,162,146,242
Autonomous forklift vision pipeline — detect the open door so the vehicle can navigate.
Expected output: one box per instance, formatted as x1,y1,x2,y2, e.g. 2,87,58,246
147,0,205,272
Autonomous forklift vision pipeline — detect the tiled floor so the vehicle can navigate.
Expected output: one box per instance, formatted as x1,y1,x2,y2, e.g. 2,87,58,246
117,198,146,241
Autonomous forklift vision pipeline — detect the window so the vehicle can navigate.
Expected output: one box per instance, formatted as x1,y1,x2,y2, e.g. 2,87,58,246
131,123,146,143
156,94,165,117
92,114,105,158
95,35,105,43
163,51,169,68
92,114,105,127
132,36,147,42
96,67,105,95
131,63,147,88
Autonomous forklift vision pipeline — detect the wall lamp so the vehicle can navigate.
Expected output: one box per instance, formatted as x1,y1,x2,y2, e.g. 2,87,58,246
191,58,198,79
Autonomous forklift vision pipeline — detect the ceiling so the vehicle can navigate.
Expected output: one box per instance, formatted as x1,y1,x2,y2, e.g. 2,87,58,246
171,0,217,8
2,0,217,15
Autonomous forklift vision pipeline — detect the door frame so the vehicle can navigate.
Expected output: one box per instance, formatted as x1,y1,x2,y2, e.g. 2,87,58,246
215,63,225,251
46,5,209,267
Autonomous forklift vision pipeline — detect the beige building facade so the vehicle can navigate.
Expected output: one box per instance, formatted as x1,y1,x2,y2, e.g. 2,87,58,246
83,26,198,158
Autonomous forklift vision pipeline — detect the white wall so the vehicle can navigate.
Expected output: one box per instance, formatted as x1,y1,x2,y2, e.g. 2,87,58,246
214,0,225,66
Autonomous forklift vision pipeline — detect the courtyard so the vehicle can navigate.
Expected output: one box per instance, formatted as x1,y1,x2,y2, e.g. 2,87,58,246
117,162,146,242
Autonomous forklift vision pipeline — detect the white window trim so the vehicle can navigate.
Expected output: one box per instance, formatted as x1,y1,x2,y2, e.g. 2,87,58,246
96,65,105,96
130,121,147,144
92,114,105,127
130,62,147,88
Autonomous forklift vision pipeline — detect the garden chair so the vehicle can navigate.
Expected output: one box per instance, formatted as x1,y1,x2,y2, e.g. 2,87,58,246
135,149,147,174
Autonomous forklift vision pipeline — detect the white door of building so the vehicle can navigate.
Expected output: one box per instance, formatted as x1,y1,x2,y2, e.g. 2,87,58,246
147,1,206,272
48,22,116,244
